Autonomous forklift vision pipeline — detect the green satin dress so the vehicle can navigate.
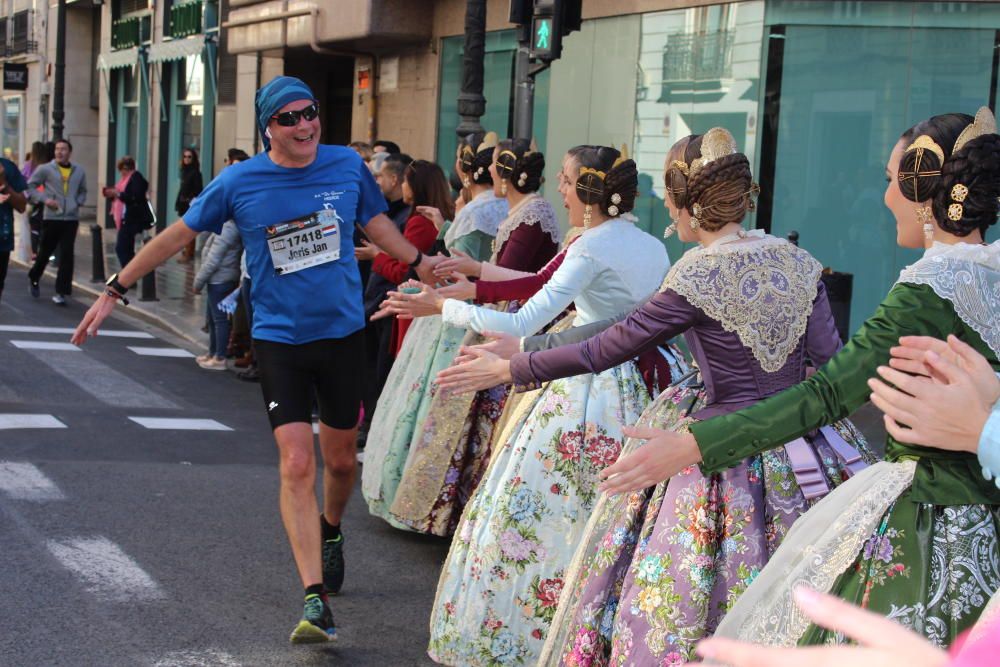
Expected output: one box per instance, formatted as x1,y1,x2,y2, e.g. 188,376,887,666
692,280,1000,647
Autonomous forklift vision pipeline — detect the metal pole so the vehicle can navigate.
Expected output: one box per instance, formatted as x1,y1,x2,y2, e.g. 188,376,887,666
512,25,534,140
52,0,67,139
455,0,486,138
139,236,157,301
90,224,105,282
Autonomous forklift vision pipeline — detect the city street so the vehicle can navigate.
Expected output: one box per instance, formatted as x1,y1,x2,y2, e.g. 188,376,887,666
0,270,449,666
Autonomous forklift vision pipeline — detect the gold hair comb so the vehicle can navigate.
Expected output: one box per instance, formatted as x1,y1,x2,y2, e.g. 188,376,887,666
477,131,499,154
954,106,998,154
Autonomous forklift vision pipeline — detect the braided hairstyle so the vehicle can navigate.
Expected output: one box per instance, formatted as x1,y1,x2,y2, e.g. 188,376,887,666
568,145,639,217
899,113,1000,237
496,138,545,194
458,132,495,186
687,152,755,232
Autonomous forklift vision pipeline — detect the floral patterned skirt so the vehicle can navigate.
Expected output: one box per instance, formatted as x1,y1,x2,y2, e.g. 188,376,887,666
428,361,650,666
801,492,1000,648
362,315,449,529
540,385,873,666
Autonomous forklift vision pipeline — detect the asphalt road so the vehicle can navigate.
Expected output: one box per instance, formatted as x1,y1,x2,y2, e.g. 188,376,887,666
0,269,450,666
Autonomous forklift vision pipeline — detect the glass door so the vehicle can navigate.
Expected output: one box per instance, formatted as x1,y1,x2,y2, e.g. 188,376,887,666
166,53,206,221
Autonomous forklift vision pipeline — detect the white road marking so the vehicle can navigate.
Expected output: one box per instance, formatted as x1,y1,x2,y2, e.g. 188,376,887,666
10,340,80,351
0,325,153,339
0,414,67,430
152,650,243,667
22,350,180,409
127,347,195,358
46,537,165,601
0,462,66,501
128,417,233,431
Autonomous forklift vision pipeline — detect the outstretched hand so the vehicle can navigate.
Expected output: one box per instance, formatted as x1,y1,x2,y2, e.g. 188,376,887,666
434,249,481,279
597,427,702,495
71,293,118,346
696,587,948,667
868,335,999,453
372,281,445,321
437,272,477,301
435,341,513,393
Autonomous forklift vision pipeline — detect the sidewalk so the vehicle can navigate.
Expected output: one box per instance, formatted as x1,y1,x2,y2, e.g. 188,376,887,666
12,221,209,347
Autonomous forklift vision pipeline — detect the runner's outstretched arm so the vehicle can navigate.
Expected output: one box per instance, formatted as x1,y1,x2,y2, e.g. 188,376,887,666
71,220,198,345
364,213,443,285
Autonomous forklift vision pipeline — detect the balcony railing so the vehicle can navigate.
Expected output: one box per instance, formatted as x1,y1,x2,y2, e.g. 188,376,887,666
0,10,39,57
661,30,735,83
112,14,151,50
170,0,204,38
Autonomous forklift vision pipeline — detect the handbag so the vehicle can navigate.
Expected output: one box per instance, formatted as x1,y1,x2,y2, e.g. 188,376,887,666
143,199,156,230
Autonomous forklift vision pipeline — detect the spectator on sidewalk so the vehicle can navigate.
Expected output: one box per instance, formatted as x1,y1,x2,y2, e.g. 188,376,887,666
192,150,246,370
26,138,87,306
21,142,48,257
0,156,28,305
175,148,203,263
103,155,153,268
348,142,373,165
372,140,400,155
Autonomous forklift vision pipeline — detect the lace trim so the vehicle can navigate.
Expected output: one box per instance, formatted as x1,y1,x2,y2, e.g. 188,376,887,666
490,195,561,262
661,236,822,372
895,241,1000,359
443,191,508,248
715,460,917,646
441,298,474,329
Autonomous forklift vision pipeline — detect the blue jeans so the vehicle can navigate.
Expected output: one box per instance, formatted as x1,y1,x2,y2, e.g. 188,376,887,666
206,281,238,359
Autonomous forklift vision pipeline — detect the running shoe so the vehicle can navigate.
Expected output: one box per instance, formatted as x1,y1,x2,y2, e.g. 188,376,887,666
322,532,345,595
289,594,336,644
52,294,67,306
29,279,39,298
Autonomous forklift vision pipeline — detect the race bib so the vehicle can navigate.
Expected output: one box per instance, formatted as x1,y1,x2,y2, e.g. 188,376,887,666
266,209,341,276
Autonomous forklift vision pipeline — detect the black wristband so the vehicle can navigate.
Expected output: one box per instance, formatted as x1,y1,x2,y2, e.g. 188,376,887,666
105,288,130,306
105,272,129,295
409,250,423,269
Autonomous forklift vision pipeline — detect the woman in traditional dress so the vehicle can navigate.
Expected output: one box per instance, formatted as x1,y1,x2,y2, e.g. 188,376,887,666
435,128,872,665
590,109,1000,651
403,145,667,665
361,136,557,528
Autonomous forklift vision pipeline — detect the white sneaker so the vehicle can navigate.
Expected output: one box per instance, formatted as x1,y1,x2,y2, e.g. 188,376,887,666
51,295,67,306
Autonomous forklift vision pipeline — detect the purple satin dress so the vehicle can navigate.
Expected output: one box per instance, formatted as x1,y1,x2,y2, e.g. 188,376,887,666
512,282,874,665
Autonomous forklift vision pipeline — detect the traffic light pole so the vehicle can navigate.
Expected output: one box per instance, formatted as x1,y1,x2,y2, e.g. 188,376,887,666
512,24,550,140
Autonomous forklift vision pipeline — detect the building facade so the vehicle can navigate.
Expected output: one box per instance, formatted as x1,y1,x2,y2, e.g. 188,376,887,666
82,0,1000,332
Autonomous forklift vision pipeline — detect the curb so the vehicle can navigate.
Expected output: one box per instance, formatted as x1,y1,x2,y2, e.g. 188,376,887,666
10,256,204,348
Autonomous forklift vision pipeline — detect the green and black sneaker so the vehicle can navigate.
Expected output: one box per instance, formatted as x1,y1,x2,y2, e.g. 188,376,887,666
289,593,337,644
322,533,345,595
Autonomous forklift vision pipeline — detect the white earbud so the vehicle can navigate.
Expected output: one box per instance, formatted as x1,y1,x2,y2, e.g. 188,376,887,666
265,127,272,139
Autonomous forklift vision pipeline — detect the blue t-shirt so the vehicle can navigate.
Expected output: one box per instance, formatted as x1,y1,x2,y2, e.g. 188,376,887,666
0,158,28,253
183,145,387,344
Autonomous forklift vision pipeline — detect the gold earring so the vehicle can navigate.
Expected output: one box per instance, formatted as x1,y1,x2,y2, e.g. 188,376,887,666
583,204,593,229
663,223,677,239
916,206,934,242
690,203,702,231
500,180,507,196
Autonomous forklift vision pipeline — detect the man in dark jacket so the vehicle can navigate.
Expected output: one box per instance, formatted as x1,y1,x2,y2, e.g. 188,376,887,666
27,138,87,305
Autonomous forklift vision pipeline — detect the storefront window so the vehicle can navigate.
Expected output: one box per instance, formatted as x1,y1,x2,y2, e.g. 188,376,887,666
632,2,765,261
2,96,22,163
761,0,1000,331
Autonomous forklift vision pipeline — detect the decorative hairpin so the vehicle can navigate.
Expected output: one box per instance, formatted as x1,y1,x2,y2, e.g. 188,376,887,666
669,160,689,175
953,107,998,154
477,131,499,154
612,143,629,170
690,127,738,176
948,182,969,221
905,135,945,164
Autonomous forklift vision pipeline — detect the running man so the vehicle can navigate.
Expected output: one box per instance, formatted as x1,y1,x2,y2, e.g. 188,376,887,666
71,76,442,643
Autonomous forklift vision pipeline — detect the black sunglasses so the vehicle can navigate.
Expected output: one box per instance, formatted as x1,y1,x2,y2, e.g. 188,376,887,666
270,102,319,127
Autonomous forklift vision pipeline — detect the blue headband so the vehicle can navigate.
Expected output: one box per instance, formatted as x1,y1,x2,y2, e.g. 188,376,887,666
255,76,317,150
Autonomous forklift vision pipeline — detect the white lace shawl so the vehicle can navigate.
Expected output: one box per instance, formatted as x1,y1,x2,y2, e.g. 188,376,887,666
490,194,561,263
442,190,508,248
896,241,1000,358
660,231,823,372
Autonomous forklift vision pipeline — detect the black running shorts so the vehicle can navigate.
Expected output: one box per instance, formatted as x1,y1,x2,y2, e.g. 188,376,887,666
254,331,366,430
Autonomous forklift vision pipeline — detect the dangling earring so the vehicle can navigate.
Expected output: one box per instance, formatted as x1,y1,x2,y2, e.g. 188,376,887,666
916,206,934,243
690,203,702,231
462,176,471,188
663,223,677,239
583,204,592,229
500,179,508,196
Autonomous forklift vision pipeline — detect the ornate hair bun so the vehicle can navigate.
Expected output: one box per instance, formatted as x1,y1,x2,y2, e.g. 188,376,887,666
690,127,738,175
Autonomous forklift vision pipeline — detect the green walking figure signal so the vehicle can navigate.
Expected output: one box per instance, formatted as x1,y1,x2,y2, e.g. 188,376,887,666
535,18,551,49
